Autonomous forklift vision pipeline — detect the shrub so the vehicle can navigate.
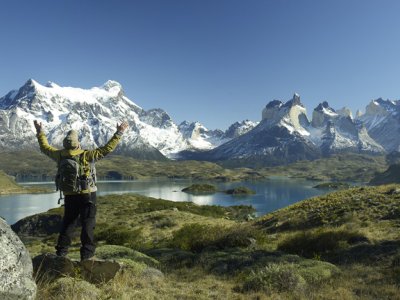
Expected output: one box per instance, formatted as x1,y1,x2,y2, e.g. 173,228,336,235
170,223,219,252
153,217,177,229
95,224,143,249
47,277,99,299
170,223,266,252
95,245,159,267
278,228,368,258
242,263,306,293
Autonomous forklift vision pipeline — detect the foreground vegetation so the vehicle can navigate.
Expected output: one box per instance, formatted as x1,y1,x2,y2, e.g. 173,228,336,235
13,185,400,299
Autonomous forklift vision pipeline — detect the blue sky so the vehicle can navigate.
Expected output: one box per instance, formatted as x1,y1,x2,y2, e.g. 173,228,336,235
1,0,400,129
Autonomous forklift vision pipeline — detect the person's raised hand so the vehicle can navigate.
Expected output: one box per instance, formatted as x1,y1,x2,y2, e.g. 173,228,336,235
33,120,42,134
117,121,129,133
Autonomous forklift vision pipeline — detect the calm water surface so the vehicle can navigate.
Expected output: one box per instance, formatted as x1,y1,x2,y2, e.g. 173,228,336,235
0,177,329,225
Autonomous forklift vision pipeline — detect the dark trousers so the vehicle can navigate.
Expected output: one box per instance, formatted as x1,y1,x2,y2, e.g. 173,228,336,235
55,192,97,260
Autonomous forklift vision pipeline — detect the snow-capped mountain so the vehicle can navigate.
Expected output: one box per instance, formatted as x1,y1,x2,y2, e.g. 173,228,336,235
224,120,259,138
179,94,385,165
310,101,384,155
180,94,320,164
0,79,396,166
175,119,258,152
0,79,241,158
357,98,400,152
177,121,227,151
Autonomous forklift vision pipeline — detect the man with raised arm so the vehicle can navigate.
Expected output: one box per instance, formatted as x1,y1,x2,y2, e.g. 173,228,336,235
33,120,129,261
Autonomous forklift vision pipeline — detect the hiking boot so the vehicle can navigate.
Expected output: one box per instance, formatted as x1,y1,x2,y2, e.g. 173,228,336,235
80,254,96,262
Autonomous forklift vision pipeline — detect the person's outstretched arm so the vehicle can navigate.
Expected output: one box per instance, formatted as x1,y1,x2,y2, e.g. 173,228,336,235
34,120,60,161
84,121,129,162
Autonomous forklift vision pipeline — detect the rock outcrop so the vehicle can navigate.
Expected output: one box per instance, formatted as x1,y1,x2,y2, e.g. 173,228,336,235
32,253,122,284
0,218,36,300
32,245,162,284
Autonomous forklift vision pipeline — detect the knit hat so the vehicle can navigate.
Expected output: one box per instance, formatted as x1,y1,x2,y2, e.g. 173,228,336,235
63,130,80,150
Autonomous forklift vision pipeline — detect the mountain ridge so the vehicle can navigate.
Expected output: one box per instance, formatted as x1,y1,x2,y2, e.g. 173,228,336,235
0,79,398,166
0,79,254,159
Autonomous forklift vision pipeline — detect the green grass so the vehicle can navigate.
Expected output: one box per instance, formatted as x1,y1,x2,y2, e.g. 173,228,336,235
370,163,400,185
0,170,20,190
0,151,389,183
264,153,387,182
169,223,265,252
0,151,266,181
277,228,368,258
0,169,50,195
16,184,400,299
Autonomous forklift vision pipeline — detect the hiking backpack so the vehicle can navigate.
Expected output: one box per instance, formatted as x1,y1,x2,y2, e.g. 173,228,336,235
55,152,97,199
56,155,84,194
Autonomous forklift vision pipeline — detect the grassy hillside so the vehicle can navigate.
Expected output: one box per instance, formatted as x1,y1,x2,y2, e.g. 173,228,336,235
0,170,22,194
16,186,400,299
0,151,265,181
369,163,400,185
265,153,387,182
0,170,49,195
0,151,388,183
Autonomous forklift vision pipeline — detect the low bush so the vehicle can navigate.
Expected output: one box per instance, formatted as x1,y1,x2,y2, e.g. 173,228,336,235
95,224,143,249
153,217,177,229
241,263,306,293
278,228,368,258
170,223,266,252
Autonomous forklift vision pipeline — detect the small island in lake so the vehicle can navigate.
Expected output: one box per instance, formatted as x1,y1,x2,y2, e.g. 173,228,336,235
182,183,217,194
224,186,256,195
313,182,351,189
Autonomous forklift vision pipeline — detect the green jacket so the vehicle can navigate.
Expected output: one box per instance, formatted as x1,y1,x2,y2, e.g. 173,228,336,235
36,131,123,194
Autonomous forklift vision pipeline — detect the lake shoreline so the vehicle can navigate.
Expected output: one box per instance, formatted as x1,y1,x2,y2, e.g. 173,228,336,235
1,177,332,225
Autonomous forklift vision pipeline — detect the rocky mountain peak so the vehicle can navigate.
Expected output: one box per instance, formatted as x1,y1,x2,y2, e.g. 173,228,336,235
283,93,303,108
102,80,123,92
364,99,392,117
315,101,331,111
45,81,60,88
311,101,338,128
356,109,364,118
292,92,301,104
14,79,40,99
224,120,258,138
265,100,283,109
336,107,353,119
262,100,284,120
140,108,173,129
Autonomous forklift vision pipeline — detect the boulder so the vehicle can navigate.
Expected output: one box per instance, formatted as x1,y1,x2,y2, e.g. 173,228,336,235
140,267,165,281
32,253,77,281
32,253,122,284
32,246,164,284
0,217,36,300
80,259,121,284
11,210,63,236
